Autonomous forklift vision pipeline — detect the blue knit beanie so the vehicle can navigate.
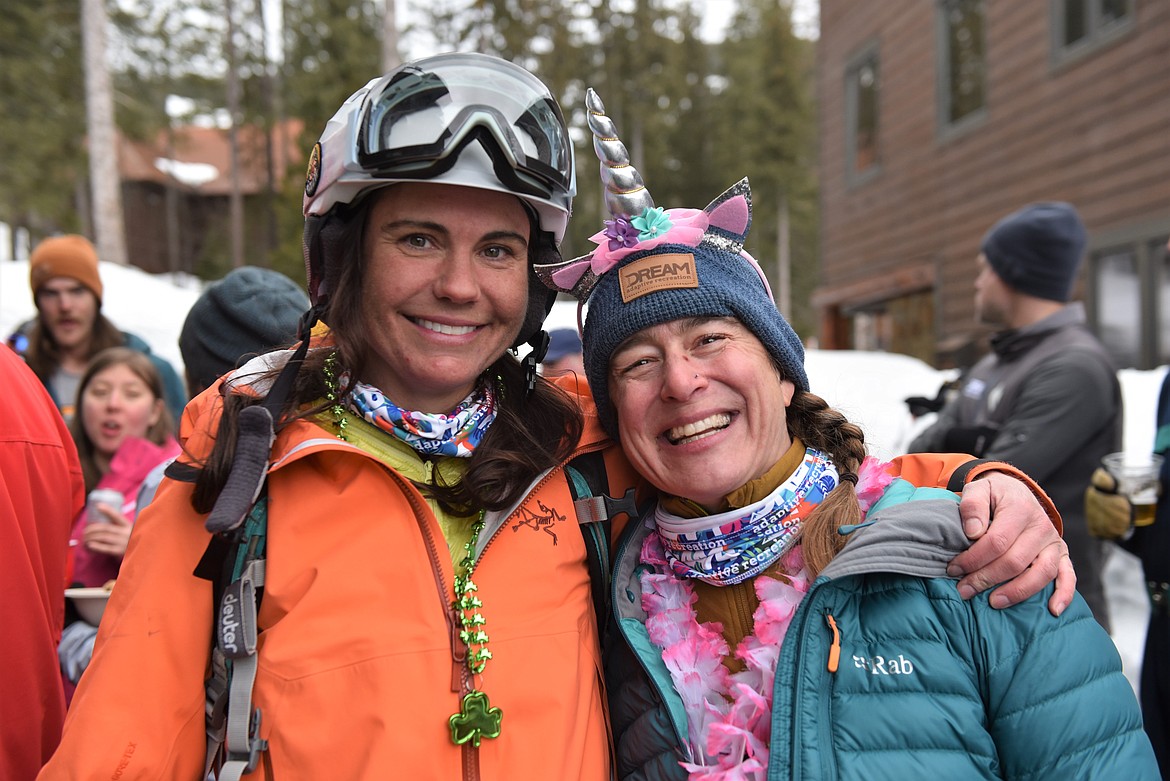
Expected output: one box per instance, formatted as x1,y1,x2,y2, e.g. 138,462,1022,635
534,90,807,440
981,202,1087,302
543,328,582,364
580,197,807,438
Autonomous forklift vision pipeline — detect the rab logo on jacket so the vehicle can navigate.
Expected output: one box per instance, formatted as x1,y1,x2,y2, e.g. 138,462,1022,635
853,653,916,676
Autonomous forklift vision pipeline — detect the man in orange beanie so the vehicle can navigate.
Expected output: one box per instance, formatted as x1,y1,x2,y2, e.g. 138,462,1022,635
7,234,186,423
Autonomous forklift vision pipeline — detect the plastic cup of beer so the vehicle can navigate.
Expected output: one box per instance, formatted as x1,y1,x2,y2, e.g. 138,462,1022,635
1101,452,1163,527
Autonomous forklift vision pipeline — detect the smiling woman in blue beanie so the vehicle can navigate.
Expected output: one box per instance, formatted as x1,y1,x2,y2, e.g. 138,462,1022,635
537,90,1156,781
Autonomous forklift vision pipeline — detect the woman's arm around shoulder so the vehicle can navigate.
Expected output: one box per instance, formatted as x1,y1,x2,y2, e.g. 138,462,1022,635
892,453,1074,615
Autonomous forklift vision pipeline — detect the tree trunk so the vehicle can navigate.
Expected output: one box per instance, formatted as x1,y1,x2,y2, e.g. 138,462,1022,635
777,192,790,317
165,127,181,275
225,0,245,268
260,0,277,266
382,0,400,73
81,0,127,265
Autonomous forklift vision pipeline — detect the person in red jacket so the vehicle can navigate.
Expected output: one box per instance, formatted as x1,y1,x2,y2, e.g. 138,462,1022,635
0,345,85,780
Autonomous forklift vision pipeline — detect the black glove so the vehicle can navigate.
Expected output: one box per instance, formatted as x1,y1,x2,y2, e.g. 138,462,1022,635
940,425,1000,458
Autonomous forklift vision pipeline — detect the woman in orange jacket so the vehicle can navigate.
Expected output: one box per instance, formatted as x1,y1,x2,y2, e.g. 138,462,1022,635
41,53,1073,781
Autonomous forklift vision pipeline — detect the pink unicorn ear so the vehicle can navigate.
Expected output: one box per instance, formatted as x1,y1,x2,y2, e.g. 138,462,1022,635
703,178,752,243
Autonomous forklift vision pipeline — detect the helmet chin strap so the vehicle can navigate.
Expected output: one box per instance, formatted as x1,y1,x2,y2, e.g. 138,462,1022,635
523,329,550,396
205,303,325,535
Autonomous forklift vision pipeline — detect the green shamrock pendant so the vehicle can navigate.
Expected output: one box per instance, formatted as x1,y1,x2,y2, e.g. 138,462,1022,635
448,690,503,747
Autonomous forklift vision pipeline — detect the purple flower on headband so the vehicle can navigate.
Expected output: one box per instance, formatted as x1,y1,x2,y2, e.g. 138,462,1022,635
603,217,640,252
632,207,673,240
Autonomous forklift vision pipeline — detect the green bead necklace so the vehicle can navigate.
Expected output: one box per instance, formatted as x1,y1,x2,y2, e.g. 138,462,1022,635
322,352,501,747
448,513,502,747
323,351,348,440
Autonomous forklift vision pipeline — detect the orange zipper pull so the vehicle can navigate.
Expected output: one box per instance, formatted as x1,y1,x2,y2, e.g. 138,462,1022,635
826,614,840,673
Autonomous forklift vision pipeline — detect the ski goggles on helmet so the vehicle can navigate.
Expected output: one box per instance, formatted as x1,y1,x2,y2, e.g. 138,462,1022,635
357,54,573,204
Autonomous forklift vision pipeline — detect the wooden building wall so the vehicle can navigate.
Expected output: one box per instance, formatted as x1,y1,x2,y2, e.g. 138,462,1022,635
815,0,1170,367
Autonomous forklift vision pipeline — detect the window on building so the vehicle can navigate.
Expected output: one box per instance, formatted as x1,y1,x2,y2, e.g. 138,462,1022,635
1094,247,1142,368
845,46,880,183
1054,0,1134,60
1089,234,1169,369
938,0,986,129
845,290,936,362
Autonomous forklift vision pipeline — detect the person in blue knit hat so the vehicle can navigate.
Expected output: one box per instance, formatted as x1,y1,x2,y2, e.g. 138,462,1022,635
541,327,585,378
908,200,1122,633
537,90,1155,780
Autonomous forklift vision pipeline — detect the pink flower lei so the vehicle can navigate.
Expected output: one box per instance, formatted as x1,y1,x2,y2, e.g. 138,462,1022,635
636,457,893,778
639,534,810,780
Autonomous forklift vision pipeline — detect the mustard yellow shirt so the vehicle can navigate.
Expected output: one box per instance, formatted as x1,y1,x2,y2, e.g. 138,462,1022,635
660,437,808,671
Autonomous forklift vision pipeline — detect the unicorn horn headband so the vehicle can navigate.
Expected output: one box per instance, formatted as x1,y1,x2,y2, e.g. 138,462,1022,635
535,88,771,303
587,88,656,223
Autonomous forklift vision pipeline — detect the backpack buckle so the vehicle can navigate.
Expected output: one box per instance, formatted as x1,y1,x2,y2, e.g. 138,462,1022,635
225,707,268,774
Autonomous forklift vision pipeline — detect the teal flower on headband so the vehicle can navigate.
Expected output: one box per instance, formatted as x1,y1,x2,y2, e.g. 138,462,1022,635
632,207,673,241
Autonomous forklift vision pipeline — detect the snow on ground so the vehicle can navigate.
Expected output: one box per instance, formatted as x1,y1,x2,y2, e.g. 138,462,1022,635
3,259,1163,690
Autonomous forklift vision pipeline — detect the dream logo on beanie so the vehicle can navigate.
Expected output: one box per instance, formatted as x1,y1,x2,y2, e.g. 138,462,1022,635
619,253,698,302
535,88,807,439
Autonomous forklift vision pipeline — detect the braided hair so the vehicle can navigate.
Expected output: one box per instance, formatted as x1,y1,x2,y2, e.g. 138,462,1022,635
785,390,868,576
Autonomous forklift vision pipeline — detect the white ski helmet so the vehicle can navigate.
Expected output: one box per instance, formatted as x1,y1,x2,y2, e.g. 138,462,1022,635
301,52,575,347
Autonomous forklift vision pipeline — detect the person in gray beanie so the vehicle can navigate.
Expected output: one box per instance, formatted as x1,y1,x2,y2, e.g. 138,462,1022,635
178,266,310,396
535,91,1148,781
909,200,1121,632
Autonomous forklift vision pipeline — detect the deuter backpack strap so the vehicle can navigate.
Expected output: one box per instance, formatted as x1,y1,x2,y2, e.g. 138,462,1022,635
198,493,269,780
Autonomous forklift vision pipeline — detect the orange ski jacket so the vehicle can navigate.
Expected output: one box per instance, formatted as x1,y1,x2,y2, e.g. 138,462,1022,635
42,370,639,781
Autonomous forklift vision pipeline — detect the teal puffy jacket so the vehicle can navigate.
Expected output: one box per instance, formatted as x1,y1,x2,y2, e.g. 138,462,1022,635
606,480,1159,780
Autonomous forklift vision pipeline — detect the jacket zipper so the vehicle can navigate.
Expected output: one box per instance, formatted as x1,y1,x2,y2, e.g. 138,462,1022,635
365,440,609,781
775,583,839,780
376,460,478,781
826,614,841,673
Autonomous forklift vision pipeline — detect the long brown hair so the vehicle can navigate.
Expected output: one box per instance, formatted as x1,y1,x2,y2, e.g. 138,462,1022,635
69,347,176,492
191,197,583,516
25,309,124,388
785,390,869,577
